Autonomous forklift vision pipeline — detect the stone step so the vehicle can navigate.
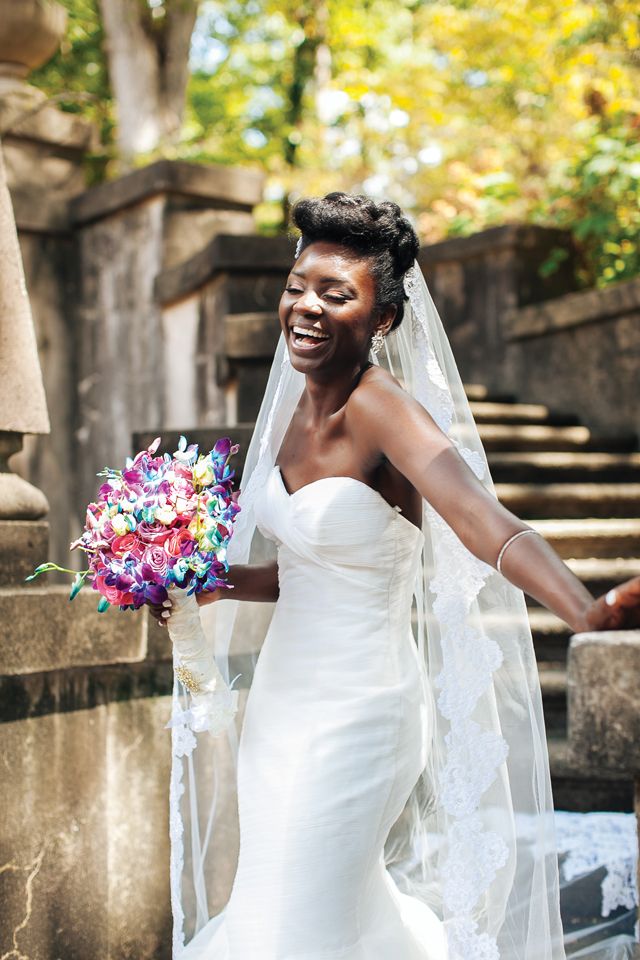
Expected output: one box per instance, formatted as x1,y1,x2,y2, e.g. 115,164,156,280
488,451,640,484
470,401,580,427
469,401,550,424
547,739,634,813
528,609,572,662
496,482,640,519
529,518,640,559
566,556,640,595
478,423,592,452
464,383,488,401
538,665,568,737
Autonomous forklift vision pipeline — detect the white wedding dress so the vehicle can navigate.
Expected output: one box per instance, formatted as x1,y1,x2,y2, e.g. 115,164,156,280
182,465,448,960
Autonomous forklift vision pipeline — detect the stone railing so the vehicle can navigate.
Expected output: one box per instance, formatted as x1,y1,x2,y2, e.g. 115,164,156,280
567,630,640,885
0,515,176,959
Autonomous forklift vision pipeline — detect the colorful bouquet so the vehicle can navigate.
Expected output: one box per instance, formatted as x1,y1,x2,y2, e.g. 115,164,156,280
28,436,241,611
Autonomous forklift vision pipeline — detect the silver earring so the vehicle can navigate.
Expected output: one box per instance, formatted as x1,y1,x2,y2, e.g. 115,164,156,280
370,330,385,355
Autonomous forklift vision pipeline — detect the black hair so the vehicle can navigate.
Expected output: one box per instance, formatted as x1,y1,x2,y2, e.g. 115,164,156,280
291,192,420,329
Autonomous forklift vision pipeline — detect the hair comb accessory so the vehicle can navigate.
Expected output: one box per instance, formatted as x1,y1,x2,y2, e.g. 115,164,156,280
295,237,303,258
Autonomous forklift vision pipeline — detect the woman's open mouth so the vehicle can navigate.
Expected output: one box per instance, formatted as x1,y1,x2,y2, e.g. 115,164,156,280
291,325,330,349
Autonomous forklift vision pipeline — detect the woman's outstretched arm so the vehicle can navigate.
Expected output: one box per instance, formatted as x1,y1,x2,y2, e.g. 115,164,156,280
352,375,640,634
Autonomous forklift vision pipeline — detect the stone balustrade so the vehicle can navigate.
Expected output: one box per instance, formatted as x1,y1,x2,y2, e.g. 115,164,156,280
567,630,640,890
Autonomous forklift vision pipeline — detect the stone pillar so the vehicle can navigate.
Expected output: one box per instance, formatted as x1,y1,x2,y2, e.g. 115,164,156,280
567,631,640,903
636,772,640,913
0,138,51,581
0,0,98,571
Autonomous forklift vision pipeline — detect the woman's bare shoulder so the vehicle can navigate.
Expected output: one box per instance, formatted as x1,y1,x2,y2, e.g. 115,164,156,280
348,364,410,411
345,365,419,437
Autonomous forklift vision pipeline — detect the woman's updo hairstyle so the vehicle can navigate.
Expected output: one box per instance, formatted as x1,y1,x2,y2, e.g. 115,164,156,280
291,192,420,329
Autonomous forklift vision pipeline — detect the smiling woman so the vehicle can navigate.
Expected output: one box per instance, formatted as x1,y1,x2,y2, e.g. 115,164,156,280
151,193,640,960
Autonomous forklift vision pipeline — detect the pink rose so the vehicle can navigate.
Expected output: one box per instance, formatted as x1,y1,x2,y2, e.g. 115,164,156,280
112,534,143,558
143,544,170,578
96,579,134,606
165,528,196,558
137,521,172,544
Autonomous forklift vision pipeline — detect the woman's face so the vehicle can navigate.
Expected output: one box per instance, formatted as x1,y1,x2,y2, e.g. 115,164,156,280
279,241,396,378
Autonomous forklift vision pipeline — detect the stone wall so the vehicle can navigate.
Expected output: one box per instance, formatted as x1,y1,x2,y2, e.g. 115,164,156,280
415,225,640,441
499,279,640,441
0,556,174,959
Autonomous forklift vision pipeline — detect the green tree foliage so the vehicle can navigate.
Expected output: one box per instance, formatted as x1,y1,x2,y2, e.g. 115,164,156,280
29,0,114,185
544,119,640,287
29,0,640,286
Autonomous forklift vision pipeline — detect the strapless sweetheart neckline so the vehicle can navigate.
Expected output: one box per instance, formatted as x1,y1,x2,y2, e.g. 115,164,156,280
275,465,420,533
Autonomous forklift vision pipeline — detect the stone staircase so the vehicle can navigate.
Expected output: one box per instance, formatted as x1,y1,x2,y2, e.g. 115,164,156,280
468,384,640,813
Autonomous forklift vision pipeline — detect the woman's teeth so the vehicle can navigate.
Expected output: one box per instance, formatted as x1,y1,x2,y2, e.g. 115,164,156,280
292,325,329,343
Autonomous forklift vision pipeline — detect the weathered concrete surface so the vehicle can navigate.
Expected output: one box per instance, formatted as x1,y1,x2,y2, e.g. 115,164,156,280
420,230,640,443
530,518,640,559
503,275,640,340
8,229,81,564
1,72,96,236
70,159,263,227
0,586,148,674
155,233,293,306
0,520,49,585
567,631,640,774
421,224,578,386
0,0,67,74
0,697,172,960
500,288,640,443
1,75,90,560
76,195,165,514
105,699,172,958
0,467,50,522
163,208,255,270
496,482,640,520
225,312,281,359
0,145,50,435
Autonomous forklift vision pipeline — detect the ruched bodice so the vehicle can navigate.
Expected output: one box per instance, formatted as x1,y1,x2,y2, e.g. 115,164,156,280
255,467,426,697
183,466,446,960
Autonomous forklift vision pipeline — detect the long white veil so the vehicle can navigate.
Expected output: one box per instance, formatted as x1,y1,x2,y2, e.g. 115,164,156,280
169,261,564,960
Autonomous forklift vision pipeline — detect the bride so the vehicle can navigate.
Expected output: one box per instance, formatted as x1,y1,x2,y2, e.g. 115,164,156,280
150,192,640,960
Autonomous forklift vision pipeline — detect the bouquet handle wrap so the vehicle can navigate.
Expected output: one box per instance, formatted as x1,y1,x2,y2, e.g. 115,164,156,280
164,587,238,738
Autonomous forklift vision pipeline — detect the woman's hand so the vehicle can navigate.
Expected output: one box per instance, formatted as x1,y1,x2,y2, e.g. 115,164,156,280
147,597,173,627
147,587,222,627
580,576,640,632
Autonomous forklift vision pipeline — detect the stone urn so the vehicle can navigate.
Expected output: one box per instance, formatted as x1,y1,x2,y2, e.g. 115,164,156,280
0,0,67,80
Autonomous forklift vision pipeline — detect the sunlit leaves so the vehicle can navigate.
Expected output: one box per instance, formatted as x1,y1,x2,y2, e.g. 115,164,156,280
28,0,640,286
29,0,115,185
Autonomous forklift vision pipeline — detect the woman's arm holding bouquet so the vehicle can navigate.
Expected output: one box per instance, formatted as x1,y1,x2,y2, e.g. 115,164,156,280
353,376,640,634
148,560,279,625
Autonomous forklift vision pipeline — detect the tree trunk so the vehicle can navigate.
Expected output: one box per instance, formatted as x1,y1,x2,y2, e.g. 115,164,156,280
99,0,198,164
